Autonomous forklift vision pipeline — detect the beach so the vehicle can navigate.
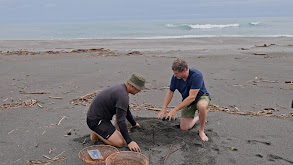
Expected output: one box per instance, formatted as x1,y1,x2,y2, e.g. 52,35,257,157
1,37,293,165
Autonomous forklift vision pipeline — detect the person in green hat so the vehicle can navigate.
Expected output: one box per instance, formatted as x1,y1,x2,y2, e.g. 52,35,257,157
87,73,146,152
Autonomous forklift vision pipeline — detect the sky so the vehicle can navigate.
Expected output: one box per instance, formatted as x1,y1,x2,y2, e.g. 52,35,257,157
0,0,292,23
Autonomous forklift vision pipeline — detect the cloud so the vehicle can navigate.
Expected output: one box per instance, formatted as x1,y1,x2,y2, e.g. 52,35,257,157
44,3,56,8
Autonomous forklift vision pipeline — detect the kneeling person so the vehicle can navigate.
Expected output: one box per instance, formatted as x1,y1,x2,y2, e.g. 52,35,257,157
87,73,146,152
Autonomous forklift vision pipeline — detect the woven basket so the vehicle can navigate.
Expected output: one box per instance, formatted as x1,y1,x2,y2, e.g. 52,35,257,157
78,145,119,165
106,151,149,165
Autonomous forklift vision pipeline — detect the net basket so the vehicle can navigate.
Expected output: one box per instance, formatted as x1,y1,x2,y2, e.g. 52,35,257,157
78,145,119,164
106,151,149,165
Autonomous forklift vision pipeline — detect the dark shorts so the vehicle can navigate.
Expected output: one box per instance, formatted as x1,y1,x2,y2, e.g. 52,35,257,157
181,94,211,118
87,118,115,140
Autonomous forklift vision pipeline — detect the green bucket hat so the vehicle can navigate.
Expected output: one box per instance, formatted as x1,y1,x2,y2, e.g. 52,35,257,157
127,73,146,90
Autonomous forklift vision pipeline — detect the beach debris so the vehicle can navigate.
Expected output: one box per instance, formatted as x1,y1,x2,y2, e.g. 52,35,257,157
148,149,152,164
0,99,38,110
8,129,18,134
264,55,273,58
41,116,67,128
231,83,293,91
231,147,238,151
209,104,293,119
164,144,173,163
247,140,271,145
27,151,66,165
238,48,249,50
82,138,87,145
1,50,39,55
56,116,67,126
255,154,263,158
285,81,293,85
152,124,156,145
234,57,248,60
37,103,43,108
72,92,97,106
276,104,287,110
69,48,112,53
49,96,63,99
255,44,275,47
163,144,184,163
1,48,113,56
254,53,267,55
64,129,72,137
19,91,50,94
130,102,175,111
49,148,56,154
13,158,22,163
127,51,142,56
104,54,120,57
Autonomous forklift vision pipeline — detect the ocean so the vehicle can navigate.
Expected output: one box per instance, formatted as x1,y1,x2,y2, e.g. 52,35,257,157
0,17,292,40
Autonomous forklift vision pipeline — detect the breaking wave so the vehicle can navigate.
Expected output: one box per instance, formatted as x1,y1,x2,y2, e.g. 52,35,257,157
249,21,260,25
166,23,239,29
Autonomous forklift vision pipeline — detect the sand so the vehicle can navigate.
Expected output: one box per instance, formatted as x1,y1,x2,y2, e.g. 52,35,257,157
0,37,293,165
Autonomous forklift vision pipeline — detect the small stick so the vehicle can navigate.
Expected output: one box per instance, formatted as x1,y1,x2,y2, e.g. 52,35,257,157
163,144,184,158
152,124,155,145
52,151,65,160
82,138,86,144
12,158,21,163
146,107,161,111
8,129,15,134
164,144,173,163
49,148,56,154
57,116,67,125
37,103,43,108
149,149,152,164
43,155,52,160
20,91,50,94
49,96,63,99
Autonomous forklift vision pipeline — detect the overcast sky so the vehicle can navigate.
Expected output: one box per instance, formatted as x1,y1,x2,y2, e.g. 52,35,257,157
0,0,292,23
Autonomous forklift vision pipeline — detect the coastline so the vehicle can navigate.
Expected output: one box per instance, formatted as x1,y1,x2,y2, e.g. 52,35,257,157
1,37,293,164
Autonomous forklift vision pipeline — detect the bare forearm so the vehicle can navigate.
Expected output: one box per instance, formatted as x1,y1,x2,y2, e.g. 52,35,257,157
174,95,195,111
162,90,174,109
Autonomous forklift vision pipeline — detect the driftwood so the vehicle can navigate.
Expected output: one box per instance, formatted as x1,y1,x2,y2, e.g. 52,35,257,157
49,96,63,99
254,53,267,55
0,99,38,110
232,83,293,91
209,104,292,119
40,116,67,128
28,151,66,165
20,91,50,94
1,48,113,56
255,44,275,47
285,81,293,85
72,92,97,106
127,51,142,56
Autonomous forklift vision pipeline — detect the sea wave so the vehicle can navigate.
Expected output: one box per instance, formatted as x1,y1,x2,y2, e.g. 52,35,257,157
249,21,260,25
166,23,239,29
188,24,239,29
136,34,293,39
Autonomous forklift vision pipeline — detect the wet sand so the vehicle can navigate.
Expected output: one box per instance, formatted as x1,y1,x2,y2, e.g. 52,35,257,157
1,37,293,165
